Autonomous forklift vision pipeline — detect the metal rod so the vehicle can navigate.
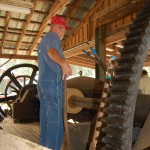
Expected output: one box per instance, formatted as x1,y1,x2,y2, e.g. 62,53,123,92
69,95,101,110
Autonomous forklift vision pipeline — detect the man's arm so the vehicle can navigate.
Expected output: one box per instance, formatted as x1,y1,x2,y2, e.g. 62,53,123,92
48,48,72,79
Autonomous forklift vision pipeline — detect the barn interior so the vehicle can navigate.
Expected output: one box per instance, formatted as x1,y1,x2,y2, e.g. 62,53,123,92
0,0,150,150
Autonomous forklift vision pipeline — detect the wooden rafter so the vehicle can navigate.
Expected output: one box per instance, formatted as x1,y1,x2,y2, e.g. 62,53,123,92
0,26,40,34
73,54,93,61
66,0,81,22
105,28,128,45
37,0,55,3
66,4,89,12
0,17,42,25
0,54,37,60
92,0,131,21
62,0,140,58
64,40,95,58
0,11,11,53
69,17,81,22
67,58,95,69
0,40,32,47
64,25,129,58
63,0,103,46
97,0,143,26
29,0,70,55
14,0,38,55
0,0,33,8
1,0,149,68
58,0,82,23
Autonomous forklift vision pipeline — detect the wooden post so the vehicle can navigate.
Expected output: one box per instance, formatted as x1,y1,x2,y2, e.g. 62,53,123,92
95,25,106,81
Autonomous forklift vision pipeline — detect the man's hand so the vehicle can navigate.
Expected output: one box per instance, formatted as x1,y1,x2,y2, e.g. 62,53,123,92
61,61,72,80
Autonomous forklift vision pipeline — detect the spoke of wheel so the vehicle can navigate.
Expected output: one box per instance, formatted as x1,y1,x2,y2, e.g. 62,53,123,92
7,73,22,90
0,95,18,103
29,69,37,84
23,76,26,86
9,85,19,93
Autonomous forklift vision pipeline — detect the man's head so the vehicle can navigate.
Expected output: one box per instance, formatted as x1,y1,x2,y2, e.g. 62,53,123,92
50,16,69,40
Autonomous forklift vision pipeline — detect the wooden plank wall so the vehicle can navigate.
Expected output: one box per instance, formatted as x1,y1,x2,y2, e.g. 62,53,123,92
63,0,138,57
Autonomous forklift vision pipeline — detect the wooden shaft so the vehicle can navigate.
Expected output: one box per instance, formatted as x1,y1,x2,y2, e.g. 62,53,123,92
69,95,101,110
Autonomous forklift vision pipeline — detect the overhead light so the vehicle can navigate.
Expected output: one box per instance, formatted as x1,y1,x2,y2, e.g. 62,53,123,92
0,0,33,14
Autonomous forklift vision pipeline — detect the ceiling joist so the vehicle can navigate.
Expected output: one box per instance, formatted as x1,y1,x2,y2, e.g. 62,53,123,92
28,0,70,55
14,0,38,55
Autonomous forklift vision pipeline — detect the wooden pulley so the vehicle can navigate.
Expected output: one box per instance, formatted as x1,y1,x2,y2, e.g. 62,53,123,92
67,88,84,114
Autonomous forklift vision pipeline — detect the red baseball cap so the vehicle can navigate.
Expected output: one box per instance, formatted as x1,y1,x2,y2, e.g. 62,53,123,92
51,16,70,30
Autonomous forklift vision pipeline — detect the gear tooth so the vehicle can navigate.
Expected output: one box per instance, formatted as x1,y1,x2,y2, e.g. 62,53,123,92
92,1,150,149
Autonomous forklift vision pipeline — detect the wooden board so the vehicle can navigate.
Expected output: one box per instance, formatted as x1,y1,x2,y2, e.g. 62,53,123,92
0,118,40,144
0,117,50,150
0,117,91,150
0,130,50,150
0,118,66,150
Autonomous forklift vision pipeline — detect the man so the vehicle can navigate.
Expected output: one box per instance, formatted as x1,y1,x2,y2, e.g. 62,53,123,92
139,69,150,94
37,15,72,150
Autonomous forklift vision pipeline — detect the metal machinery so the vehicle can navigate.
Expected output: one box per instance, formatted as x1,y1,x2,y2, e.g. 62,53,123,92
0,0,150,149
0,64,39,122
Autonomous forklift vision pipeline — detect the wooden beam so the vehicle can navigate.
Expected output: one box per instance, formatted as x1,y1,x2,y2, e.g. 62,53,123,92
70,17,81,22
92,0,130,22
0,0,33,8
63,0,139,53
0,12,11,53
73,54,93,61
34,10,48,15
66,0,81,22
105,27,128,45
64,40,95,58
67,56,93,65
0,27,40,35
14,0,38,55
97,0,142,26
63,0,103,46
0,54,37,60
64,26,129,58
39,0,69,30
0,40,32,47
37,0,55,3
0,30,37,37
66,4,89,12
67,58,95,69
0,16,48,27
0,16,42,25
29,0,69,55
78,6,89,12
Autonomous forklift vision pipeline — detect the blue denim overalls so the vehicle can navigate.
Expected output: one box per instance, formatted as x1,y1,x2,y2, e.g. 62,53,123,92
37,32,64,150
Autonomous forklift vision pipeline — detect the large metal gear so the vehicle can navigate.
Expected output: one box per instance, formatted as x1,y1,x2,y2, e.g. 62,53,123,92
95,0,150,149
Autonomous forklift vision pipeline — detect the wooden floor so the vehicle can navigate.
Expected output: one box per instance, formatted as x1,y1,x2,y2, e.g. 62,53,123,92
0,117,90,150
0,118,68,150
0,118,40,144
